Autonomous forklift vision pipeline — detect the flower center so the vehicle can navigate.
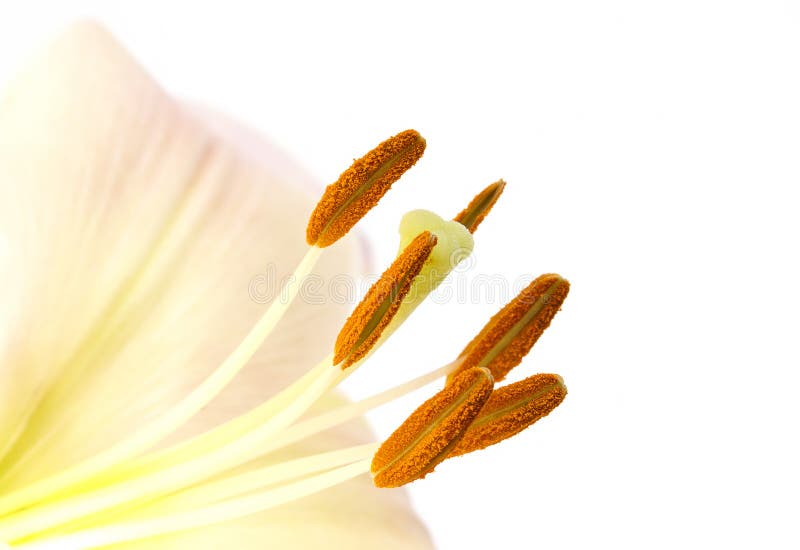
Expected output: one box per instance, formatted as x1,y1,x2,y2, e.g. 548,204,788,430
0,130,570,549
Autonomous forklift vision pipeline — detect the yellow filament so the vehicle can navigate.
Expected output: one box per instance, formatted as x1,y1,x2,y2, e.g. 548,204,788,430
0,247,323,519
264,359,463,455
12,460,372,550
142,443,378,514
0,354,464,544
0,363,340,542
103,359,333,485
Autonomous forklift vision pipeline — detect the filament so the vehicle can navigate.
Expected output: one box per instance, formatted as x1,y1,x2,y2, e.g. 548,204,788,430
0,248,322,521
12,460,372,550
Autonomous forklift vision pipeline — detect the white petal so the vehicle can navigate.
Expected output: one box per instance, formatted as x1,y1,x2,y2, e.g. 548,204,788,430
0,19,353,482
0,22,431,549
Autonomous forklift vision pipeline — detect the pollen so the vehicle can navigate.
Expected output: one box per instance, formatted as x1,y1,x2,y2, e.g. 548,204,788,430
333,231,437,368
454,179,506,233
306,129,427,247
371,367,494,488
449,373,567,458
447,273,570,384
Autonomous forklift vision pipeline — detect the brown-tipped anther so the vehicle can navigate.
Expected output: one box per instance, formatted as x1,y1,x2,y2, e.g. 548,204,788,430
306,129,427,247
453,179,506,233
447,273,570,384
448,373,567,458
333,231,437,368
371,367,494,488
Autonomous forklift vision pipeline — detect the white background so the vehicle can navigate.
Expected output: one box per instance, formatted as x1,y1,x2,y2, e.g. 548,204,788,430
1,1,799,548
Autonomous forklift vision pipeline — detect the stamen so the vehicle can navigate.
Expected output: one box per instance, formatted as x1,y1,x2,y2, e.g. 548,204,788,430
81,232,441,491
454,179,506,233
0,129,574,545
448,373,567,457
447,273,570,384
333,231,437,368
371,367,494,488
306,129,426,247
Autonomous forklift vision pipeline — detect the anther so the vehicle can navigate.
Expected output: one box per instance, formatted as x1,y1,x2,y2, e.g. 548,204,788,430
333,231,437,368
448,373,567,458
371,367,494,488
306,129,427,247
447,273,570,384
453,179,506,233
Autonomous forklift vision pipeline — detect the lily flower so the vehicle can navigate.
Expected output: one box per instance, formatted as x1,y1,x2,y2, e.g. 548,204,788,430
0,22,569,550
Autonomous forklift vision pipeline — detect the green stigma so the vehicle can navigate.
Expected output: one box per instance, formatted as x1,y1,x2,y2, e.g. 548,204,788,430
386,209,474,333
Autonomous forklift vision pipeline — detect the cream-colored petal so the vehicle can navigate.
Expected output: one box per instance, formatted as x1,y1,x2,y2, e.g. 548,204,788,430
0,20,358,484
0,20,432,550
